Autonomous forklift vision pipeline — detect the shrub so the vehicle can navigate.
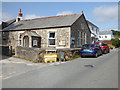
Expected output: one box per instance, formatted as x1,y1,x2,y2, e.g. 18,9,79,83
111,38,120,48
107,44,114,49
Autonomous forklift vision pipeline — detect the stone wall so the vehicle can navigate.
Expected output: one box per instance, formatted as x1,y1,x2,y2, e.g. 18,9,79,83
15,46,46,62
15,46,81,62
2,27,71,50
33,27,71,49
71,14,91,48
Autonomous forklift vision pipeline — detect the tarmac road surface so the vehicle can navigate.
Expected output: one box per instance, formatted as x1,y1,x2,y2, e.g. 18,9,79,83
2,49,118,88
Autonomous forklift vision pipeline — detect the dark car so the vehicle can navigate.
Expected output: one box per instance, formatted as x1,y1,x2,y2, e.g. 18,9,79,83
94,42,110,54
80,44,102,58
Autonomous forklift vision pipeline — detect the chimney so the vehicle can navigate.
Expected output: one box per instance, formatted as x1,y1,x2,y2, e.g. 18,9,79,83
16,8,23,22
82,11,83,14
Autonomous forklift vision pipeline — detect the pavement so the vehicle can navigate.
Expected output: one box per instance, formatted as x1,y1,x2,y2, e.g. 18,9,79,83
1,48,119,88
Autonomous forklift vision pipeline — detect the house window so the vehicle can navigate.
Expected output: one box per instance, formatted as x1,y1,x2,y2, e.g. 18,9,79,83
96,29,98,34
99,36,101,38
19,33,22,45
49,32,55,46
78,31,80,47
84,33,86,44
92,27,94,30
81,22,84,30
81,32,83,46
105,36,107,38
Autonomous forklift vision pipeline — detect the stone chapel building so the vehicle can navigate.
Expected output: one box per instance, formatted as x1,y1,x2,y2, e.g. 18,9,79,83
2,9,92,50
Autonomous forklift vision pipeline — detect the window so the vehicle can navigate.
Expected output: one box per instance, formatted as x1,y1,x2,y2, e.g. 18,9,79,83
105,36,107,38
19,33,22,45
81,22,84,29
96,29,97,34
78,31,80,46
81,32,83,46
99,36,101,38
84,33,86,44
92,27,94,30
49,32,55,46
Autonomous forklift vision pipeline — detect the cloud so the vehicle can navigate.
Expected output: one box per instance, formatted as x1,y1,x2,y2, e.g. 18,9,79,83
93,5,118,23
24,14,42,19
56,11,73,16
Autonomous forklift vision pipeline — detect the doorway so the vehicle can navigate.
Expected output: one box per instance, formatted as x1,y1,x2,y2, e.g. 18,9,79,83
23,36,29,47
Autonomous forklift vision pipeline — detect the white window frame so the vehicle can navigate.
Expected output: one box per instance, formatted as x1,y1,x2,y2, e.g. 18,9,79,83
18,33,22,46
48,32,56,46
84,32,86,44
81,32,83,46
78,31,80,47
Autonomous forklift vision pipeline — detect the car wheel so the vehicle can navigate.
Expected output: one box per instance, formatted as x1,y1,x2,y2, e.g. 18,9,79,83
81,55,83,58
95,52,98,58
81,55,85,58
100,50,103,55
104,49,107,54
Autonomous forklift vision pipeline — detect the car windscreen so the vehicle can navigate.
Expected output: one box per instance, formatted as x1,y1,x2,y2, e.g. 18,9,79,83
96,43,106,46
82,44,94,48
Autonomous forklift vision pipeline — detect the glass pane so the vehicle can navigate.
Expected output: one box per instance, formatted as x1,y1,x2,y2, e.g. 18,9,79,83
49,39,55,45
49,32,55,38
82,44,94,48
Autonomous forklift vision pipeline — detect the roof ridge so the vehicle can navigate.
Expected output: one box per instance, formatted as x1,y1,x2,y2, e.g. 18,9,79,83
20,13,82,22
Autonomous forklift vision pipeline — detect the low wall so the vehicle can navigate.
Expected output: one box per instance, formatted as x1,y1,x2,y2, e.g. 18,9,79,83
15,46,46,62
103,40,112,45
15,46,81,62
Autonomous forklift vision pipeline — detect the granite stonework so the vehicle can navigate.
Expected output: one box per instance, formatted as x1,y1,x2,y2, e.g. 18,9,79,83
2,27,71,50
71,15,91,48
2,14,92,55
15,46,81,62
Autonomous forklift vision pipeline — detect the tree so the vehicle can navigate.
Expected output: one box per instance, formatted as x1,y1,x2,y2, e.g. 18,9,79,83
111,38,120,48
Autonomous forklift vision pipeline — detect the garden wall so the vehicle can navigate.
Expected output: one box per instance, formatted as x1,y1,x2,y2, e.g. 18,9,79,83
15,46,81,63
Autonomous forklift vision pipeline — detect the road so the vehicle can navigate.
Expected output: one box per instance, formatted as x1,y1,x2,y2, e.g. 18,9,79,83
2,49,118,88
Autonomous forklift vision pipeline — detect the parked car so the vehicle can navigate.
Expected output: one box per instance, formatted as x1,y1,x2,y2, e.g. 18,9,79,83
94,42,110,54
80,44,102,58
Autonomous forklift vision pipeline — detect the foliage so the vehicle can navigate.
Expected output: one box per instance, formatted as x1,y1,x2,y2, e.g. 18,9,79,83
107,44,114,49
111,38,120,48
111,30,120,36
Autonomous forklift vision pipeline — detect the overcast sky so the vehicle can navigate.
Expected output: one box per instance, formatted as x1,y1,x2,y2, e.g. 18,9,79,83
1,2,118,31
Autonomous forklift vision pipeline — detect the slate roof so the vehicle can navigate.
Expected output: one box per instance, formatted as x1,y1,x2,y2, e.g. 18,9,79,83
99,31,112,35
3,13,82,31
87,20,99,28
27,31,40,37
0,18,16,31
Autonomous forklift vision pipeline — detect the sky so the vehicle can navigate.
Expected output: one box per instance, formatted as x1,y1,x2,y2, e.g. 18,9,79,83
1,2,118,31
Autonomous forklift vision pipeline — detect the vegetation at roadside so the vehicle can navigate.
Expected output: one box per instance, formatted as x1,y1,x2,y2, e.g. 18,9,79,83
111,30,120,36
107,44,114,49
111,38,120,48
66,55,81,61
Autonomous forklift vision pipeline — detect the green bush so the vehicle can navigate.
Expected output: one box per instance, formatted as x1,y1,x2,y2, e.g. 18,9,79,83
107,44,114,49
111,38,120,48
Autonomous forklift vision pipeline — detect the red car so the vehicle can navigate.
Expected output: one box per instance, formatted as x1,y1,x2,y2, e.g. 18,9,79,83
94,42,110,54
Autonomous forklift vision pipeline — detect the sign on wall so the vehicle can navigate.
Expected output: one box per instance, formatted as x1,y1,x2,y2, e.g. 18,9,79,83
33,40,38,46
59,40,66,46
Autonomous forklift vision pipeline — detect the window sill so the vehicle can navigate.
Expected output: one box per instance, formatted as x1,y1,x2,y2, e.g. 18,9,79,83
48,45,56,47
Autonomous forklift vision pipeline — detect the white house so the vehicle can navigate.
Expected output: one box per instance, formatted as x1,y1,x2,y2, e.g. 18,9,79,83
98,31,114,41
87,20,99,43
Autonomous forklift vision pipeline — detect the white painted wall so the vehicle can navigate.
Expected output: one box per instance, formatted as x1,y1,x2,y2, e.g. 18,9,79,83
98,35,112,40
